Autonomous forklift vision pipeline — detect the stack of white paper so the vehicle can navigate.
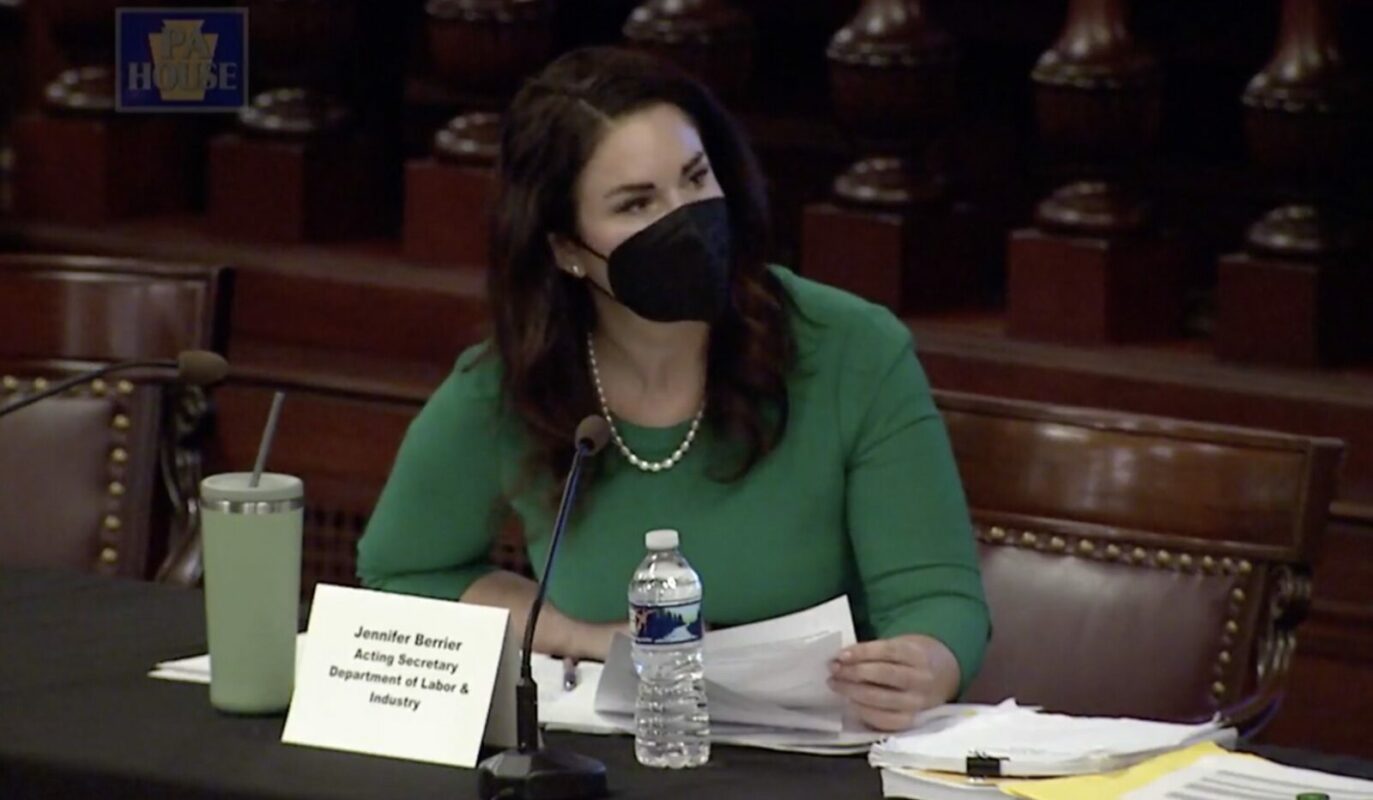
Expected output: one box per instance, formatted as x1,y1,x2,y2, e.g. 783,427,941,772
879,767,1009,800
870,701,1234,780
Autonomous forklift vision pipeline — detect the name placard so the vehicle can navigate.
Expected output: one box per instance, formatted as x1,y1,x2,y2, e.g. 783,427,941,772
283,584,517,767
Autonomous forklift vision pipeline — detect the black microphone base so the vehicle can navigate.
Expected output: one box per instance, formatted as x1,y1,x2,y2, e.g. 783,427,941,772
476,747,608,800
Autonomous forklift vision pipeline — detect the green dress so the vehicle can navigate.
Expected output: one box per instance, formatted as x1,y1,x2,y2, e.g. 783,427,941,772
357,267,990,687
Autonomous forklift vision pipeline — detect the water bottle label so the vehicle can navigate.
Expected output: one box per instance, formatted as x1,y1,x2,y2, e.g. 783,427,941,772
630,600,703,645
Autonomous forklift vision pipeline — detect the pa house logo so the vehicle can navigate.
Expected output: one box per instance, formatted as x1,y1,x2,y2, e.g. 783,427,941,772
116,7,248,112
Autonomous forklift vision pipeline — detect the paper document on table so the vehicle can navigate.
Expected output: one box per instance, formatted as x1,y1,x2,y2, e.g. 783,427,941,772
1118,752,1373,800
998,743,1236,800
531,654,630,736
149,653,212,683
871,701,1233,777
999,743,1373,800
148,633,309,684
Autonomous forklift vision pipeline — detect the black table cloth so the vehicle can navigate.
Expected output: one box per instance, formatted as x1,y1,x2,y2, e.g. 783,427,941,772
2,568,1369,799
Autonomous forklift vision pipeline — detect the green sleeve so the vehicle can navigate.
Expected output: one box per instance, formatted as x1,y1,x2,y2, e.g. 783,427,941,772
356,351,506,600
840,311,990,691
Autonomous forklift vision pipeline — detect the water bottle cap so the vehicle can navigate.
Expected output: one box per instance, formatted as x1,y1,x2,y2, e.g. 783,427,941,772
644,529,679,550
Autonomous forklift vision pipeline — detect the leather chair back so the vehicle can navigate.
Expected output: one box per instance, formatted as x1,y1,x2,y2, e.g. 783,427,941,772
0,254,231,581
935,391,1343,729
0,381,163,577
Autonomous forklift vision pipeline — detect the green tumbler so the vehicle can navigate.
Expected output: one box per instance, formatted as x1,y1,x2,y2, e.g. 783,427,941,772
200,472,303,714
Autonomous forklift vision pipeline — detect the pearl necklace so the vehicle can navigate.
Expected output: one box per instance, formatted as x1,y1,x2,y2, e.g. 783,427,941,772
586,333,705,473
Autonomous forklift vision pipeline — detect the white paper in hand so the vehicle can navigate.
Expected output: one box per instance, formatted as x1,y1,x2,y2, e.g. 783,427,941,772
538,595,886,753
594,595,856,733
707,630,845,710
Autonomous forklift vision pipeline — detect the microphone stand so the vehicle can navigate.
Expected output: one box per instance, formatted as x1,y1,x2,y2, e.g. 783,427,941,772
0,359,174,418
476,436,608,800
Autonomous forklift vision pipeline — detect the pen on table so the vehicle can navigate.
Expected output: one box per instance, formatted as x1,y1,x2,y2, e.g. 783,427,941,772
562,656,579,691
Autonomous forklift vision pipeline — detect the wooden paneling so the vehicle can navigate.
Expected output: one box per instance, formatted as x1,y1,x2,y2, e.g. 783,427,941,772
1263,607,1373,758
229,267,486,367
910,315,1373,506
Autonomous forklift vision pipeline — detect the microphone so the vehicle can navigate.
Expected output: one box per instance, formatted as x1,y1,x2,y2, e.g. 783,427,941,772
0,350,229,418
174,350,231,386
573,414,612,455
478,414,612,800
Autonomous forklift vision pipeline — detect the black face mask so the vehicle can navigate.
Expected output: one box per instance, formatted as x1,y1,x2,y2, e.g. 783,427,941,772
576,197,733,323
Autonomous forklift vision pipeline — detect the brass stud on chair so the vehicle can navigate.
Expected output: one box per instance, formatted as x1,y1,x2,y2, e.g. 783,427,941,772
1049,536,1067,551
112,413,131,431
1106,544,1122,559
1,375,17,392
1132,547,1148,563
116,379,134,395
1211,681,1226,697
32,377,49,392
108,481,126,497
1225,620,1239,635
99,547,119,565
103,515,121,531
1218,650,1232,665
1201,556,1217,573
1221,557,1236,574
110,447,129,464
989,527,1007,542
1238,559,1253,575
91,378,108,395
1078,540,1096,555
1231,588,1246,603
1156,550,1172,566
1020,532,1038,547
1179,553,1194,570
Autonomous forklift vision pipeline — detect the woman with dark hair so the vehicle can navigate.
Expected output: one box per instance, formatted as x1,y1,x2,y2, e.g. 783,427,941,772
358,47,989,732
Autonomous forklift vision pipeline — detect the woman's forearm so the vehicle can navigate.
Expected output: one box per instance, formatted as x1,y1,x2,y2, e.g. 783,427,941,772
460,569,625,661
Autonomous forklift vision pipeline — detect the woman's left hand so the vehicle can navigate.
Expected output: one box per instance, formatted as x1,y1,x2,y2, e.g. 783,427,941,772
827,634,962,732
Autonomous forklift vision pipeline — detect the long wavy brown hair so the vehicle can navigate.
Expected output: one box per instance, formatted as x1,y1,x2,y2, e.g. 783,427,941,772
486,47,795,499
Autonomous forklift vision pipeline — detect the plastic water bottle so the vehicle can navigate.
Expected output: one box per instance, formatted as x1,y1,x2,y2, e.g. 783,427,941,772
628,528,710,768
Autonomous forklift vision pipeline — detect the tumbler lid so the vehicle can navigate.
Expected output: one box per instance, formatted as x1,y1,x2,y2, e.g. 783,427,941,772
201,472,303,503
